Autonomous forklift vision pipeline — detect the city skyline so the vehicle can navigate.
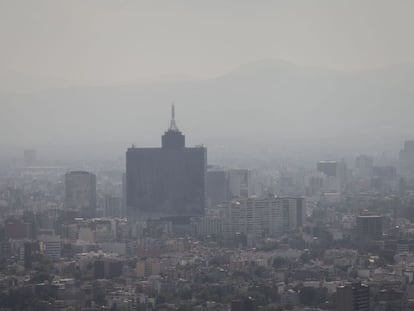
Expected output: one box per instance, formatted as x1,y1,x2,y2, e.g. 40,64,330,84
1,2,414,310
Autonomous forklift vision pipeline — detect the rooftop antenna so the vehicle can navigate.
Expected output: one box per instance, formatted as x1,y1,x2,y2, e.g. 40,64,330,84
169,102,179,132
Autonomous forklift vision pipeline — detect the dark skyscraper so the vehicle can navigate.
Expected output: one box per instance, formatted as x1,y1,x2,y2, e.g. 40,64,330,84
126,105,207,219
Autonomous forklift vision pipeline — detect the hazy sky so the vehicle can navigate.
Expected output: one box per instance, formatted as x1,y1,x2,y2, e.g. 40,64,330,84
1,0,414,90
1,0,414,159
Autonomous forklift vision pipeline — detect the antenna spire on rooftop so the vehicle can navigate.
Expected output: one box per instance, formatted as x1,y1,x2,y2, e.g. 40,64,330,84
169,102,179,132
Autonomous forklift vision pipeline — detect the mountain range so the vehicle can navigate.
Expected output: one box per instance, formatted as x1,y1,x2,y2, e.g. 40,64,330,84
1,59,413,158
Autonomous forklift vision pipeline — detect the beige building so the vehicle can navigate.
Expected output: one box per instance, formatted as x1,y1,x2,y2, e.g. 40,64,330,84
136,258,161,277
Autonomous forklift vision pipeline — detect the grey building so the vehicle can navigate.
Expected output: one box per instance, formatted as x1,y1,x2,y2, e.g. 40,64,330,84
355,154,373,179
336,282,369,311
228,169,252,198
65,171,97,218
206,169,229,208
126,105,207,219
357,215,383,240
317,161,338,177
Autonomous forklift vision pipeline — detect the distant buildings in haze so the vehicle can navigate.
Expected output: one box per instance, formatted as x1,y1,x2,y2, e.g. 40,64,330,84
65,171,97,218
196,196,304,241
23,149,37,167
206,168,255,208
399,140,414,180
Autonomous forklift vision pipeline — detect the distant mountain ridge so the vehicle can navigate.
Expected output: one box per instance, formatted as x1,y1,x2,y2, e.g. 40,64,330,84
1,59,414,149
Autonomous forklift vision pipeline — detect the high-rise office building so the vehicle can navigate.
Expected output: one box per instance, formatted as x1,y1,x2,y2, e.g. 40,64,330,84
336,282,369,311
65,171,97,218
220,196,304,239
126,105,207,219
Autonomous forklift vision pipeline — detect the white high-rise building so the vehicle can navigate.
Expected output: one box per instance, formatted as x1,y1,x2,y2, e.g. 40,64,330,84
220,197,304,239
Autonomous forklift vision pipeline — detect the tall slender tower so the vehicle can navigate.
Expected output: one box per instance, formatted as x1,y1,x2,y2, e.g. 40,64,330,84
169,103,179,131
126,104,207,219
162,104,185,149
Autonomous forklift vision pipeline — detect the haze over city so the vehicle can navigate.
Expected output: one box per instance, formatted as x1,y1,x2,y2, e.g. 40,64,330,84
1,0,414,161
2,2,414,311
